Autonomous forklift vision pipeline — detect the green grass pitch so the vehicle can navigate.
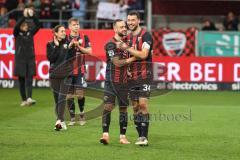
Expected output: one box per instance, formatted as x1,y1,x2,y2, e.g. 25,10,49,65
0,88,239,160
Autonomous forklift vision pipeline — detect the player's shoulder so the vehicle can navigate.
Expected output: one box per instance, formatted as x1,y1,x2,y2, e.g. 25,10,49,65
142,30,152,38
142,30,153,43
105,38,115,47
105,40,116,51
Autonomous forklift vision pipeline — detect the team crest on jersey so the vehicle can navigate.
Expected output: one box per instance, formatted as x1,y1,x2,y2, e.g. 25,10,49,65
107,50,115,57
163,32,186,57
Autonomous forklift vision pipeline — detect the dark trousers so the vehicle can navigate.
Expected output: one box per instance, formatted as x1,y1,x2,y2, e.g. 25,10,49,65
50,78,71,121
18,76,33,101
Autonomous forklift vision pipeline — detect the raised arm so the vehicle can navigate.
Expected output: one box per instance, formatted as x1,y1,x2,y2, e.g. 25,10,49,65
13,17,25,37
30,15,41,35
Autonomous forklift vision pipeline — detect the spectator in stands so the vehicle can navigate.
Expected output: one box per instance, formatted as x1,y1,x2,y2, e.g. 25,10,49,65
0,5,8,28
5,0,18,12
15,0,25,20
85,0,96,28
39,0,56,28
0,0,18,28
223,11,238,31
17,0,25,10
118,0,129,21
97,0,127,29
0,0,5,4
26,0,41,8
26,0,35,5
0,0,6,9
57,0,71,26
127,0,144,11
8,18,16,28
202,20,218,31
5,0,18,20
72,0,88,28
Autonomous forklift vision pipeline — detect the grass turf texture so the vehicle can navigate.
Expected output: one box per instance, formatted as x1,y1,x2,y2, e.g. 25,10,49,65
0,88,239,160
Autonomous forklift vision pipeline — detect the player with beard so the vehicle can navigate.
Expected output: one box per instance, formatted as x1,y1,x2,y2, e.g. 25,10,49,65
117,11,153,146
99,19,136,145
66,18,92,126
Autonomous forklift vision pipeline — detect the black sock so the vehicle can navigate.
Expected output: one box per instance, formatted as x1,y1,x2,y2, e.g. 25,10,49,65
78,97,85,113
18,77,26,101
26,76,33,98
119,112,128,135
134,114,141,137
67,98,75,119
102,109,111,133
141,113,150,139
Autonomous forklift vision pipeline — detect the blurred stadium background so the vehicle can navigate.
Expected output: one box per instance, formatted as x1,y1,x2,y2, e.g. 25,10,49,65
0,0,240,160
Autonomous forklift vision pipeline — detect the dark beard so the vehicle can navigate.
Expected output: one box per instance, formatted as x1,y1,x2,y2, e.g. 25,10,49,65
131,25,138,31
118,32,125,37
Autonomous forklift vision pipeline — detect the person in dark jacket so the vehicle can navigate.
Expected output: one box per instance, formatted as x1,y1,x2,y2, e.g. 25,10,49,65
13,8,40,107
47,25,74,131
202,20,218,31
223,12,239,31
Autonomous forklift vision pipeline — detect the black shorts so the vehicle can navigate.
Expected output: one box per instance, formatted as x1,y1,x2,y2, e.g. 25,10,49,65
128,79,151,101
66,74,86,93
103,81,129,107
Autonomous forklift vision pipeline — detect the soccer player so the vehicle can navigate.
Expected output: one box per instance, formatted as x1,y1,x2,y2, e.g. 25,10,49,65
66,18,92,126
13,8,40,106
117,11,153,146
99,19,136,145
47,25,74,131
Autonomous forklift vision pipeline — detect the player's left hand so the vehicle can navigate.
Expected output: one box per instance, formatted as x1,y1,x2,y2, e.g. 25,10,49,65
116,41,129,50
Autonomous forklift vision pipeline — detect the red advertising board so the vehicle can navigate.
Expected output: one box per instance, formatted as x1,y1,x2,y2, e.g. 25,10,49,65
1,29,240,83
152,57,240,82
0,29,114,58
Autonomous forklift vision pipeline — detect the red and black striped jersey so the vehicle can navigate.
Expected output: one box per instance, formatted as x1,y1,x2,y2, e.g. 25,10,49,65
105,37,129,84
127,28,153,81
67,33,91,76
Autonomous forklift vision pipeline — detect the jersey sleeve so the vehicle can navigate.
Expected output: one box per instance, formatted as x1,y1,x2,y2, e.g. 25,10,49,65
105,41,119,60
142,32,153,50
84,35,91,48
